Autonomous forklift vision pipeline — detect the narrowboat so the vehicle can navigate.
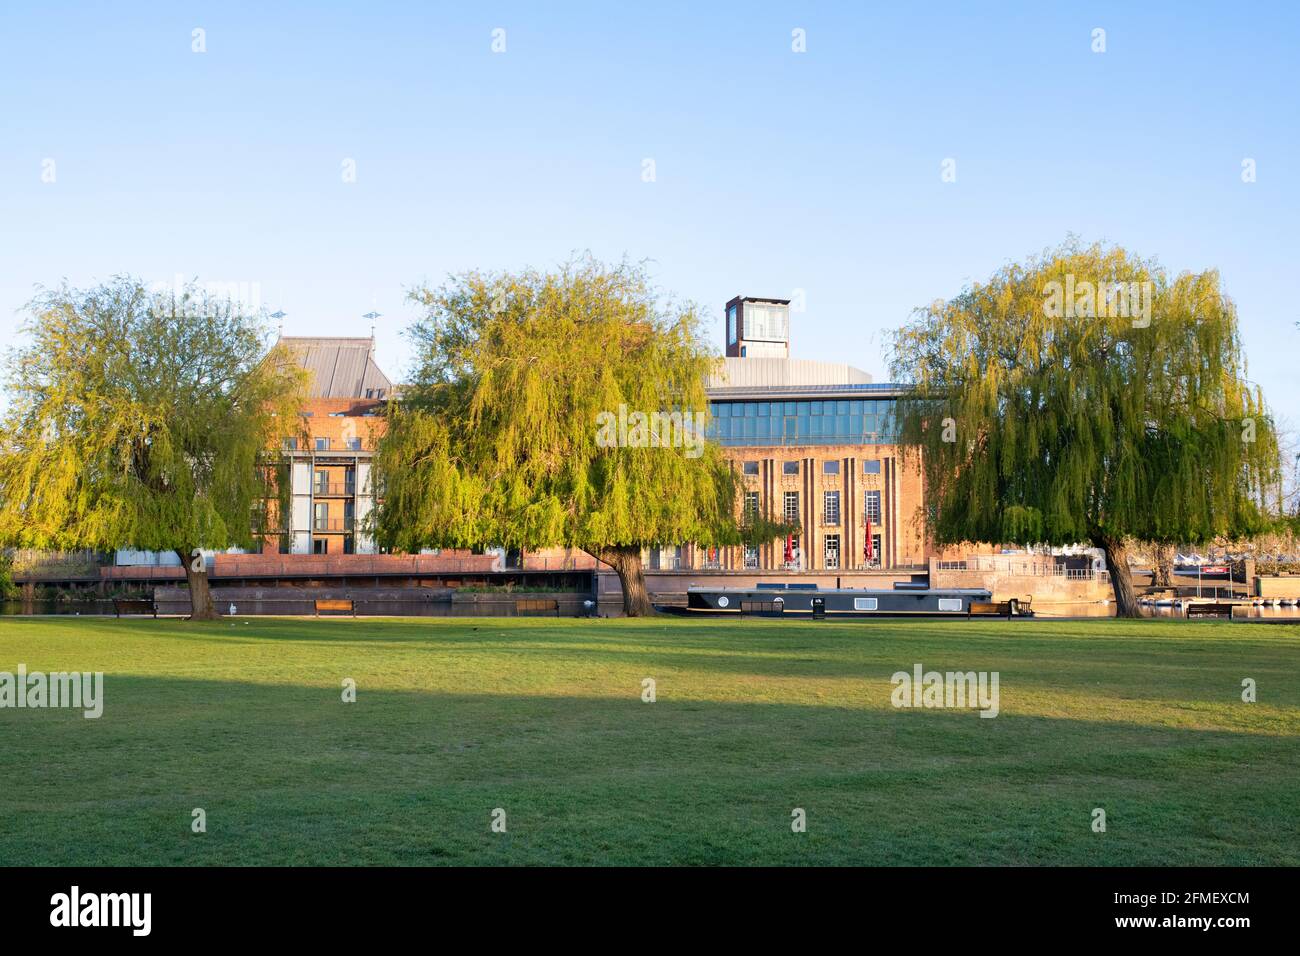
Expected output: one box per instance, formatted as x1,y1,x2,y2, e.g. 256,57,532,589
657,583,1012,618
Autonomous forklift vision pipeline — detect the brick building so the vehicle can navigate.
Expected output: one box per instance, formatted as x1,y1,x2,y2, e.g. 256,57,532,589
268,336,392,556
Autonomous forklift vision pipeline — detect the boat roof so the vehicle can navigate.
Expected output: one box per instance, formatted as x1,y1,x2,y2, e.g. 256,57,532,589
685,586,991,595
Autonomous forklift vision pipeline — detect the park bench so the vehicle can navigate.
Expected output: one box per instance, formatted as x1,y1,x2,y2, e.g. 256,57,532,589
1186,602,1237,618
314,598,356,617
969,597,1032,619
515,598,560,616
112,598,156,618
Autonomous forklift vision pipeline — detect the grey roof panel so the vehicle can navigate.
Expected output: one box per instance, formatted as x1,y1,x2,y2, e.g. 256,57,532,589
278,336,393,398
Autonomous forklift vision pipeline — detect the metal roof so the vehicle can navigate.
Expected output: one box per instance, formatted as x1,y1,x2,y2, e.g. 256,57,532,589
704,357,913,399
278,336,393,399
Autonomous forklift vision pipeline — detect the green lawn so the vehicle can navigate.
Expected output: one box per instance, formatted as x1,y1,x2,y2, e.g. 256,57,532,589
1,615,1297,865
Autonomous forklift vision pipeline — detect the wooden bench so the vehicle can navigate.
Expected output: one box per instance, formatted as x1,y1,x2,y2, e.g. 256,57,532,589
113,598,156,618
1186,602,1236,618
970,597,1031,619
515,598,560,616
314,598,356,617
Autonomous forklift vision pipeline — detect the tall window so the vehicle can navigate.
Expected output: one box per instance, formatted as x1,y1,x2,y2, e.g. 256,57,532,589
314,437,330,451
743,545,759,569
864,490,882,524
784,491,800,525
313,502,328,531
744,491,760,519
727,305,737,346
824,534,840,570
823,491,840,525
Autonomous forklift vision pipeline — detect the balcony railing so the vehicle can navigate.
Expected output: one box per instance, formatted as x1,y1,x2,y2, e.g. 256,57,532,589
312,517,355,532
312,482,356,496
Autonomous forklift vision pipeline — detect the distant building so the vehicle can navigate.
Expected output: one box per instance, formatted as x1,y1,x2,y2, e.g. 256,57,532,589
268,336,392,556
701,350,926,572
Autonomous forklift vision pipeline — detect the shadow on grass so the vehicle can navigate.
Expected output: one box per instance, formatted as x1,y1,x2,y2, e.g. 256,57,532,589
1,673,1297,866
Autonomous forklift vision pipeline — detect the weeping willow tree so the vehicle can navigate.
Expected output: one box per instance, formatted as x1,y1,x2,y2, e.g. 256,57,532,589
0,278,305,619
373,258,760,615
891,242,1281,616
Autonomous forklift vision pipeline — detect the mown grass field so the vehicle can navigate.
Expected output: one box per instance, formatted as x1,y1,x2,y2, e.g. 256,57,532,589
1,615,1297,866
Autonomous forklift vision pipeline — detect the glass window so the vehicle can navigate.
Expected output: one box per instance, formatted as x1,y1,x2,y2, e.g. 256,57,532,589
823,460,840,475
797,401,809,416
864,490,882,523
715,402,728,418
810,401,822,416
824,534,840,570
314,437,330,451
282,437,298,451
727,306,737,346
758,402,769,416
742,461,759,475
784,491,800,524
783,460,799,475
864,459,882,474
345,437,362,451
744,491,759,518
823,491,840,525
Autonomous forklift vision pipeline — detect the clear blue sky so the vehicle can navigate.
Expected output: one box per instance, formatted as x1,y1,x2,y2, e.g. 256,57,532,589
2,1,1297,421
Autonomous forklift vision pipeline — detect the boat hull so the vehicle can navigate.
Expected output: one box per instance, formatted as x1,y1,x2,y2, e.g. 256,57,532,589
658,586,997,618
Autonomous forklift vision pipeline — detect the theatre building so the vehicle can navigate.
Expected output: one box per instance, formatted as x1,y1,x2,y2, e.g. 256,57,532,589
644,296,931,575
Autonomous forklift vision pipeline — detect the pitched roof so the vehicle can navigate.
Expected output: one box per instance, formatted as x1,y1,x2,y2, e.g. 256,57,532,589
277,336,394,399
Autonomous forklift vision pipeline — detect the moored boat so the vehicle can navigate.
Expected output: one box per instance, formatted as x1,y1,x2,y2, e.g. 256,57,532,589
657,583,1008,618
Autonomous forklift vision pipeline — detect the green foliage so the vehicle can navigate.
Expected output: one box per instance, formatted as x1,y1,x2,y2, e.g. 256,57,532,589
374,258,742,554
0,278,307,555
0,551,17,600
890,241,1282,549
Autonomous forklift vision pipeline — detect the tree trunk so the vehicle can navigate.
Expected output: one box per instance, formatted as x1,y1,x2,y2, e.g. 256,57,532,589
1097,536,1141,618
176,548,219,620
1153,543,1175,588
591,545,652,617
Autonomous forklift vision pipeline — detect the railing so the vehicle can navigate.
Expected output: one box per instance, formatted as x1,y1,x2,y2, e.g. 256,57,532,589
312,482,356,496
312,517,355,532
938,557,1112,580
